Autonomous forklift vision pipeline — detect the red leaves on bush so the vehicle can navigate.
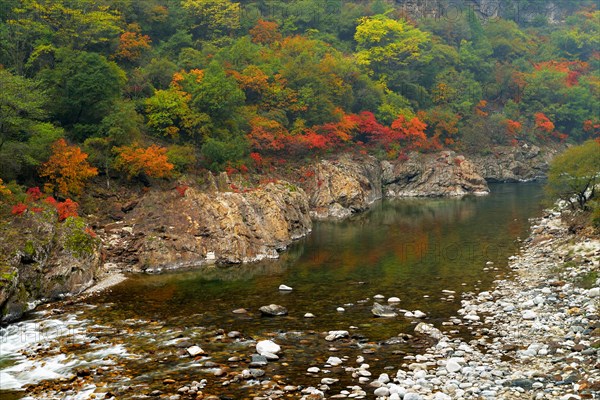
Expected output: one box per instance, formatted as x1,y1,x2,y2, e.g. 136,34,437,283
56,199,79,222
535,113,555,133
26,187,42,202
11,203,27,215
44,196,57,206
175,185,189,197
250,152,263,167
85,227,97,238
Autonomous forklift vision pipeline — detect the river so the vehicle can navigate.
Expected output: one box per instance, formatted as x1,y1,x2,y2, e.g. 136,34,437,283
0,183,545,399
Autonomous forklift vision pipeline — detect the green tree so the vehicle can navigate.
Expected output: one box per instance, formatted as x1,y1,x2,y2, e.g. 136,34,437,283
0,69,63,181
546,140,600,209
1,0,122,73
39,49,126,139
190,61,245,124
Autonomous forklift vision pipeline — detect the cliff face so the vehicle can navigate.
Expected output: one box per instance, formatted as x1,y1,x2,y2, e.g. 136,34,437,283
470,144,559,182
309,155,383,219
0,213,102,322
102,181,312,271
306,152,489,219
382,151,489,197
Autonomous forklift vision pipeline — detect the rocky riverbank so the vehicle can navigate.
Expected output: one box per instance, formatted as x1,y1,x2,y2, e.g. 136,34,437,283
308,151,488,219
470,144,559,182
339,210,599,400
0,212,102,323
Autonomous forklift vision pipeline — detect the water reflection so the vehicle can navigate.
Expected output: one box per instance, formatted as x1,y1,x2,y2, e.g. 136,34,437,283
96,183,543,338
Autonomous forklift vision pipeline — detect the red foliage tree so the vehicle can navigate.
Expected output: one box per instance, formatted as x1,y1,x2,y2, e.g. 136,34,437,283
505,119,522,145
56,199,79,222
534,113,555,133
247,116,289,152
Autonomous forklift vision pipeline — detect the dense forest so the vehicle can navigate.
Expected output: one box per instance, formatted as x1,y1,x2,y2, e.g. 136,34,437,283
0,0,599,204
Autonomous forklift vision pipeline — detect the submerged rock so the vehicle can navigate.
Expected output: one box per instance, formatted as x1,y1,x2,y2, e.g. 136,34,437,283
259,304,288,316
371,302,398,318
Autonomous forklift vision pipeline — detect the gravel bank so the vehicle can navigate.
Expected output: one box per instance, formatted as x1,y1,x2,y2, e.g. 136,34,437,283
350,211,599,400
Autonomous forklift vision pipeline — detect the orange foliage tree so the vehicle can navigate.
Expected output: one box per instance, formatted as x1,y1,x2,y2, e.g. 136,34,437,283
418,108,460,147
505,119,522,145
115,29,152,62
40,139,98,197
249,19,282,45
114,144,174,179
0,178,11,197
534,112,555,133
391,115,428,149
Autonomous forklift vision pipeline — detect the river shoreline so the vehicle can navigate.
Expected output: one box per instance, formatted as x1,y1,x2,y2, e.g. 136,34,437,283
347,210,599,400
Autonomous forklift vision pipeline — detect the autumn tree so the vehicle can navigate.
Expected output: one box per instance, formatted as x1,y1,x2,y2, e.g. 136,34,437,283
546,140,600,210
0,178,11,197
249,20,282,44
40,139,98,197
114,144,174,179
115,27,152,63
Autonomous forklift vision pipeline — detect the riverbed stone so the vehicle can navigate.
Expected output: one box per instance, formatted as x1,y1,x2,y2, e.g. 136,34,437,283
259,304,288,316
371,302,397,318
325,330,349,341
186,346,205,357
256,340,281,355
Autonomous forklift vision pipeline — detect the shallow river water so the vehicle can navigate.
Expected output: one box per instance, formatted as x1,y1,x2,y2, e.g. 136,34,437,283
0,183,544,399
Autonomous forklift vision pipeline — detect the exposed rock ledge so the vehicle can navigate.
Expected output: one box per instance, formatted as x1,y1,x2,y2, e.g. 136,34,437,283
102,182,312,271
470,144,560,182
103,152,490,269
308,151,489,219
0,213,102,322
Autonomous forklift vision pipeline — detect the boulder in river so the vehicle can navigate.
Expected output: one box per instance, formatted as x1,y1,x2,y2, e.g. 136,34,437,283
256,340,281,356
325,330,349,341
371,302,398,318
414,322,444,341
259,304,288,316
186,345,205,357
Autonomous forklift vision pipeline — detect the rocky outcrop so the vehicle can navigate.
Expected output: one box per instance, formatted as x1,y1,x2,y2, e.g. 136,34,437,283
470,144,559,182
306,152,489,218
102,181,312,271
382,151,489,197
0,213,102,322
309,154,382,219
